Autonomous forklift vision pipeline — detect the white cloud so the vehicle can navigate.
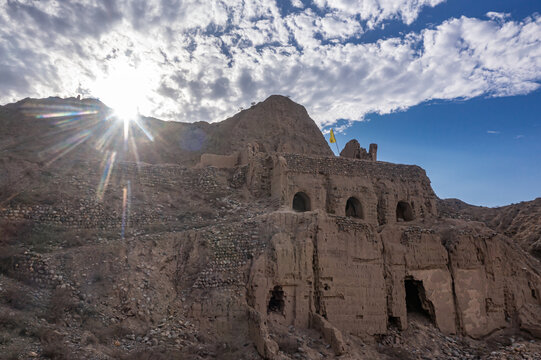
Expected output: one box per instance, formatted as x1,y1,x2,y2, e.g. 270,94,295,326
314,0,446,26
291,0,304,9
486,12,510,21
486,130,500,134
1,1,540,128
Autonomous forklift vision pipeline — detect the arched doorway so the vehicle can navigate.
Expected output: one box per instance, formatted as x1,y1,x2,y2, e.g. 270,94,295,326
345,197,363,218
292,192,310,212
396,201,414,222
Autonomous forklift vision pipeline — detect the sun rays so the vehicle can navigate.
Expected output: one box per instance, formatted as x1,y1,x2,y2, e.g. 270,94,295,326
25,90,155,240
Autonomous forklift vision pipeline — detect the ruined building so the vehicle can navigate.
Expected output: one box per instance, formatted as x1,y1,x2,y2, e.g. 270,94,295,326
1,95,541,359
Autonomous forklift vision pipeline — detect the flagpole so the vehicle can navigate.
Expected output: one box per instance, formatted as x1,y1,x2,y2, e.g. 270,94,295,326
334,141,340,155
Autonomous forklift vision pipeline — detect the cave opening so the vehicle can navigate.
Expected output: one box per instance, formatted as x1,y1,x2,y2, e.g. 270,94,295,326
268,286,285,314
396,201,415,222
405,278,433,322
292,192,310,212
345,197,363,219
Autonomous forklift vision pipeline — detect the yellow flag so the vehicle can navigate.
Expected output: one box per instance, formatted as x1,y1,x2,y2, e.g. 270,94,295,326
329,128,336,143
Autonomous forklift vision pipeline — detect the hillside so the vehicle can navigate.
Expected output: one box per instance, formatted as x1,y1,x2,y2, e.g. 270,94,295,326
438,198,541,257
1,96,541,360
0,95,331,167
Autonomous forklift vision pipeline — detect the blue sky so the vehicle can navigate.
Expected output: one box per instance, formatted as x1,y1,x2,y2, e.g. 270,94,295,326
328,90,541,206
0,0,540,206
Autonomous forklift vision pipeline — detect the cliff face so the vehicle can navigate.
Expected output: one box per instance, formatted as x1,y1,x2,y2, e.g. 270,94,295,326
1,96,541,359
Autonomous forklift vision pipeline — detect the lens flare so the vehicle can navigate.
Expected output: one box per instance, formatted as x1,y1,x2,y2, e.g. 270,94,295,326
43,129,92,166
36,110,97,119
121,180,131,239
97,151,116,201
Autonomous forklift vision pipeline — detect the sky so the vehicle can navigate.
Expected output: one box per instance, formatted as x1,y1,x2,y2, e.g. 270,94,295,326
0,0,540,206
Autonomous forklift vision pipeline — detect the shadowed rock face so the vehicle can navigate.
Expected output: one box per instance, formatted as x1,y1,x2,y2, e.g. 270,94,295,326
0,95,332,167
1,95,541,359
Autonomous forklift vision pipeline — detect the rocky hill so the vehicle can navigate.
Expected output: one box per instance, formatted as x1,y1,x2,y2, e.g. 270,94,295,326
0,95,331,167
1,95,541,360
438,198,541,257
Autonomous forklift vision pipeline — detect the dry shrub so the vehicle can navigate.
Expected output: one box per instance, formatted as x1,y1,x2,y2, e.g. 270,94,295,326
1,284,32,310
377,344,415,360
82,318,131,345
0,247,17,275
122,348,184,360
3,343,24,360
46,288,76,323
0,311,21,330
40,330,72,359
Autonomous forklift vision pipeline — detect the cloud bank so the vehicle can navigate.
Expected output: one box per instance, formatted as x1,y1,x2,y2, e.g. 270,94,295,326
0,1,540,126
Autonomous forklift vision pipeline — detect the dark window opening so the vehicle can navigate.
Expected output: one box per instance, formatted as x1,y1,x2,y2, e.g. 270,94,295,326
405,278,434,322
388,316,401,329
345,197,363,219
396,201,415,222
292,192,310,212
268,286,285,314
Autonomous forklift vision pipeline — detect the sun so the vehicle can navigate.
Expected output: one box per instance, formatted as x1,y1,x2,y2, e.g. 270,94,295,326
90,61,154,139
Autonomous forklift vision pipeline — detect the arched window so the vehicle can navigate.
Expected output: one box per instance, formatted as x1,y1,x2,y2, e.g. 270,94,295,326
345,197,363,219
396,201,414,222
292,192,310,212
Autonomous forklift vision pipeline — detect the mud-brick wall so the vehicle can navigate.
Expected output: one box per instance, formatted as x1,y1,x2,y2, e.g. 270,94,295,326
271,154,437,224
316,216,388,337
382,226,456,334
247,211,541,340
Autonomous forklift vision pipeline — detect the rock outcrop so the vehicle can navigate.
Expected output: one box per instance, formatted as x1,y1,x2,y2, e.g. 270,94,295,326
340,139,377,161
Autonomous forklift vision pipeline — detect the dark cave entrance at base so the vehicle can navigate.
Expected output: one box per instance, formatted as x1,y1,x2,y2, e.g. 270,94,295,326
268,286,285,314
405,278,434,323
